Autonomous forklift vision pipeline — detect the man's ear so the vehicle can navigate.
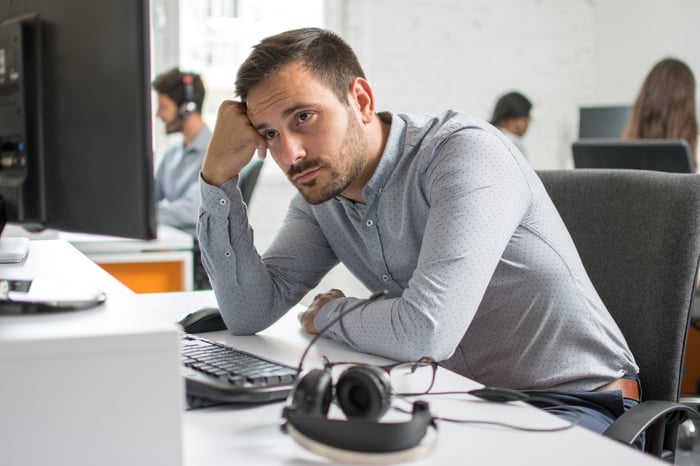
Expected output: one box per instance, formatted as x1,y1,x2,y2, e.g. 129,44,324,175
349,78,375,124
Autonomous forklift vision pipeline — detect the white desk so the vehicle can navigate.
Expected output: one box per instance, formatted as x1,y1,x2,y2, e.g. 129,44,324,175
0,241,666,466
2,224,195,292
141,291,666,466
59,225,194,292
0,240,183,466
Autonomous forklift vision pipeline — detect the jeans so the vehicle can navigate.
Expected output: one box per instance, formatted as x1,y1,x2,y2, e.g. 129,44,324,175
525,375,644,450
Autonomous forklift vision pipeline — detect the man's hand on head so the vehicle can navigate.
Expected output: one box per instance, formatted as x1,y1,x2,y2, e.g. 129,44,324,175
201,100,267,187
297,289,346,334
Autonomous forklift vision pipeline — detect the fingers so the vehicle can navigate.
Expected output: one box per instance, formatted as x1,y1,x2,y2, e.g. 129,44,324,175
297,309,318,334
299,289,346,334
201,100,267,187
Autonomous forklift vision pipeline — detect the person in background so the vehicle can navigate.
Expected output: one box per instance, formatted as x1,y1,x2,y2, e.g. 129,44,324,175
198,28,641,439
152,68,211,236
490,91,532,158
152,68,211,289
623,57,698,172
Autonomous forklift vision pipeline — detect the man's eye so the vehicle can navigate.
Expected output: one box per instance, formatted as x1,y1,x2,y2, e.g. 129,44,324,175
298,112,312,123
264,130,277,139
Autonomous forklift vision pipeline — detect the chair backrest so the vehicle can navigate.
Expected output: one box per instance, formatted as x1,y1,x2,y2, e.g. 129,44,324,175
238,159,265,205
537,169,700,402
572,139,693,173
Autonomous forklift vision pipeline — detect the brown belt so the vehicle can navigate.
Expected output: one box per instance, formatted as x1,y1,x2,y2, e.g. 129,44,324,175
594,377,640,402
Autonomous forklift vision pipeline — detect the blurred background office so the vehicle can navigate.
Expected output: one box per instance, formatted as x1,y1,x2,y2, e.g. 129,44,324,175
148,0,699,301
150,0,698,170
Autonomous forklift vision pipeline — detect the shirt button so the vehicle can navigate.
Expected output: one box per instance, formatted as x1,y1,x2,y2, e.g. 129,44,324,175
219,198,227,205
224,251,231,257
381,274,390,282
379,188,384,193
366,219,374,227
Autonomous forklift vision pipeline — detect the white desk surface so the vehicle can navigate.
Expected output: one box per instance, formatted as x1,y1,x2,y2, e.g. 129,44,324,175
139,291,665,466
2,224,193,254
0,240,183,466
59,224,193,254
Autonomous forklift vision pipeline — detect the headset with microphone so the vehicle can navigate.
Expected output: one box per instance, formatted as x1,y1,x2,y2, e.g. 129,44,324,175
280,291,438,464
179,73,198,118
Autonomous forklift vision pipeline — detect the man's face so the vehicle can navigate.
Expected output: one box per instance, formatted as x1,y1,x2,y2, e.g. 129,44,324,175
155,93,182,134
246,62,368,204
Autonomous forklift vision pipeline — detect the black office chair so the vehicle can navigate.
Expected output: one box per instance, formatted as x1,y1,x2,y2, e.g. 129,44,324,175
239,159,265,206
193,159,265,290
537,169,700,462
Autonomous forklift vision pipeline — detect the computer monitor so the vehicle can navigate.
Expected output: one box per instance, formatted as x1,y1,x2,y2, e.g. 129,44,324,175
578,105,631,139
572,139,694,173
0,0,156,242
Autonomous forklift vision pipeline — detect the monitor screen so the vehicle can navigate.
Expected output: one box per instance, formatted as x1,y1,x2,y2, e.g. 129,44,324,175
578,105,631,139
0,0,156,240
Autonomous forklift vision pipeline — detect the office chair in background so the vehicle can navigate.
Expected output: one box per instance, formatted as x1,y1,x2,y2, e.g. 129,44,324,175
537,169,700,462
572,139,694,174
239,159,265,206
193,159,265,290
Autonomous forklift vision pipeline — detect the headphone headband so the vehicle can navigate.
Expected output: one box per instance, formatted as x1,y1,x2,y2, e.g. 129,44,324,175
180,73,198,117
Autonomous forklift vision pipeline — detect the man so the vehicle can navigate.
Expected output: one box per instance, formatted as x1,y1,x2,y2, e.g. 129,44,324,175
198,28,639,435
152,68,211,237
490,91,532,158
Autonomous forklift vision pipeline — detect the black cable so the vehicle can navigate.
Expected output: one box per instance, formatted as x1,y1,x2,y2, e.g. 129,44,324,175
295,290,387,374
293,294,581,434
397,389,583,433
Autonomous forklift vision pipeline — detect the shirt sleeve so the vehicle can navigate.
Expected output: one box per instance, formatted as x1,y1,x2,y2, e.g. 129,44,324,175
197,175,339,334
314,128,533,362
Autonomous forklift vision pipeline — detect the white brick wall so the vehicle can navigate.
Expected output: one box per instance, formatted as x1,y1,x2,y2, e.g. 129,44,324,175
326,0,700,169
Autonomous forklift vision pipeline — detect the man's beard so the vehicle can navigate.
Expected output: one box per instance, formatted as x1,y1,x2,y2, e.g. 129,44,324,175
289,111,368,205
165,115,184,134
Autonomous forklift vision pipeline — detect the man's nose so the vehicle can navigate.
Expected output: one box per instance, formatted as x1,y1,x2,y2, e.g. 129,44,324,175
278,133,306,165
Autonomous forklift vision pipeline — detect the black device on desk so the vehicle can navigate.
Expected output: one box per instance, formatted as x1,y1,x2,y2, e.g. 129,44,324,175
178,307,228,333
180,333,297,409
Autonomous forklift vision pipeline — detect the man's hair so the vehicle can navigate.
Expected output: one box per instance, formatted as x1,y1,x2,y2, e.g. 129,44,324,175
490,91,532,125
235,28,366,104
152,68,206,112
623,57,698,164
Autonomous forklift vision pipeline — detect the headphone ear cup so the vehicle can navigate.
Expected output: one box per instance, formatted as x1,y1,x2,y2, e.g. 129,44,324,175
290,369,333,416
336,366,392,420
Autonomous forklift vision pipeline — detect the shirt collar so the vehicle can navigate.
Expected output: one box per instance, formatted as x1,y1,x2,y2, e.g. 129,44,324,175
360,111,405,205
185,125,212,154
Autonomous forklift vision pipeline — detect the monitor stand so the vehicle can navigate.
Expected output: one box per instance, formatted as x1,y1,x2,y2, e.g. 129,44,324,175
0,220,105,314
0,278,107,314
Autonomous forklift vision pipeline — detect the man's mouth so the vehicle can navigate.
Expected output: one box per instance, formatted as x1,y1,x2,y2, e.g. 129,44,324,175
293,166,320,184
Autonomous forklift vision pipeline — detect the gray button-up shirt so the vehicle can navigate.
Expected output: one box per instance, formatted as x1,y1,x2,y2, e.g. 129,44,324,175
198,110,638,392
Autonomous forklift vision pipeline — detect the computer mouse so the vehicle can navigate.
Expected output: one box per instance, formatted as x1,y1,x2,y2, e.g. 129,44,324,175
178,306,228,334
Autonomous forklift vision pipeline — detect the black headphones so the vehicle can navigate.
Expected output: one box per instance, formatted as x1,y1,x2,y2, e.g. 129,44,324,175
179,73,198,118
280,291,436,462
281,365,435,462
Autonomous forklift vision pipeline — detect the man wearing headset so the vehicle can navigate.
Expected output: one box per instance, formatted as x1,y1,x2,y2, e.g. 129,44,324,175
198,28,640,438
152,68,210,238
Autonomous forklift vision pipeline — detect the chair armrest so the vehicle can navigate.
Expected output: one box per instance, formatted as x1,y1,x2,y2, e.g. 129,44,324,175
604,400,699,461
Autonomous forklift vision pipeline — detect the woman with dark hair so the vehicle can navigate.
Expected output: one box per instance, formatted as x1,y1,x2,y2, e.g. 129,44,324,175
623,57,698,171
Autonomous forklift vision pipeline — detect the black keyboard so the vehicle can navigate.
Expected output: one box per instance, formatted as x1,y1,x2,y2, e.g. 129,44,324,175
180,333,298,409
